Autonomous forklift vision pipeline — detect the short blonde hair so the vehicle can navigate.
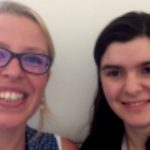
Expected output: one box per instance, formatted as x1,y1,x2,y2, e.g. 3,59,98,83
0,1,54,131
0,0,55,62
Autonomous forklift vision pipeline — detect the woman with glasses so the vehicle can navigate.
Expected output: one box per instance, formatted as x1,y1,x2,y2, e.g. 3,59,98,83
0,1,78,150
80,11,150,150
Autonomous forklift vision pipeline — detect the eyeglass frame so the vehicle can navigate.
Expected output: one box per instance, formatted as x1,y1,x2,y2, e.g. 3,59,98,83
0,48,52,75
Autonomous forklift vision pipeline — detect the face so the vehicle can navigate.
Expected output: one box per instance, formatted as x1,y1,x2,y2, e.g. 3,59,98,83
0,14,49,129
100,37,150,129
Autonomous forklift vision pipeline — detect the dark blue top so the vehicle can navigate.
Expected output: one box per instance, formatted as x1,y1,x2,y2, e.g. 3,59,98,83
26,126,59,150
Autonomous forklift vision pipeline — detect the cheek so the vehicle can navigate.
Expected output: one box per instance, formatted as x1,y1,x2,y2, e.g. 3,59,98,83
101,79,118,103
28,75,49,94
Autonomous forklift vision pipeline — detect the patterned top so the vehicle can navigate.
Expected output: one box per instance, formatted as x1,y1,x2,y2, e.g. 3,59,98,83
25,126,59,150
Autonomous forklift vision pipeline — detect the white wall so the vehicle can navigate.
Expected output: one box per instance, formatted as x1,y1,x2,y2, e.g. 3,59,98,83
3,0,150,143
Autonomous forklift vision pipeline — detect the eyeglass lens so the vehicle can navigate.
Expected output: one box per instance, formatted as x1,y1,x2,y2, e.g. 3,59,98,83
0,48,51,74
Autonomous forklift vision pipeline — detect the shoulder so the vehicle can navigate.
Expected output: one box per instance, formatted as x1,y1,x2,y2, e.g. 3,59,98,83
26,126,59,149
61,137,79,150
26,126,79,150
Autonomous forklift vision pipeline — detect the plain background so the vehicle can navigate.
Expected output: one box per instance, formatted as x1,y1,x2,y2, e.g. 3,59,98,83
2,0,150,144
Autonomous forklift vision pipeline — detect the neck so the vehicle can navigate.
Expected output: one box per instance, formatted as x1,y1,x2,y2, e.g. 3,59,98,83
0,126,26,150
124,125,150,150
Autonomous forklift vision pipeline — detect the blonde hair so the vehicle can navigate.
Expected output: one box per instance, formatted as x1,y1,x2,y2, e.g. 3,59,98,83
0,1,54,131
0,0,55,61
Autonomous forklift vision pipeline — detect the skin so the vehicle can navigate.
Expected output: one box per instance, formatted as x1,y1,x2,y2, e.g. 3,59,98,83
0,14,49,129
100,36,150,150
0,14,78,150
0,13,49,150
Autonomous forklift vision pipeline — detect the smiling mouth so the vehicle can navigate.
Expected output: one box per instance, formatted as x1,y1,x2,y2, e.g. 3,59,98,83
0,91,26,102
122,100,150,107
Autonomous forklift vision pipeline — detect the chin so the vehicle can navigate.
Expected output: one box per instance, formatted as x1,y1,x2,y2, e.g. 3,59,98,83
125,119,150,129
0,116,27,130
0,123,20,130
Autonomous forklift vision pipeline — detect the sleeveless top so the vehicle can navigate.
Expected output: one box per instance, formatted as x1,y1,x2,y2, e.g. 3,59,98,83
26,126,61,150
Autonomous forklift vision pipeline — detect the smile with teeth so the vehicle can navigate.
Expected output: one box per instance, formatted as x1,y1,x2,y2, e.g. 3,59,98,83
123,100,150,107
0,92,24,101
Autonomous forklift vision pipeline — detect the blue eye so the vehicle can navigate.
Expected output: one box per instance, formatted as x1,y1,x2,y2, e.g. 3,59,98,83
23,55,43,66
0,48,9,59
29,56,42,64
0,52,5,58
21,54,50,74
0,48,11,67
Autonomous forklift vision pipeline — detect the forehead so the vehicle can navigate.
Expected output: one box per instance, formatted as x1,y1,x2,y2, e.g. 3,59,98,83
0,13,47,53
0,13,40,32
101,37,150,66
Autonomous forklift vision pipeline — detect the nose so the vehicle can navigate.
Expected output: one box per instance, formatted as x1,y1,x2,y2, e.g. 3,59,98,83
123,74,142,96
1,58,24,80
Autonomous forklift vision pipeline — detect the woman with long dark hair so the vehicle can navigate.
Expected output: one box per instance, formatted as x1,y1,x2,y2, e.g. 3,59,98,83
81,11,150,150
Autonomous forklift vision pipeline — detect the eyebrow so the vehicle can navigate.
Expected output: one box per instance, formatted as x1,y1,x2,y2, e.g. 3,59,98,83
100,64,122,71
23,47,47,54
0,41,9,49
101,61,150,71
0,41,47,54
140,61,150,67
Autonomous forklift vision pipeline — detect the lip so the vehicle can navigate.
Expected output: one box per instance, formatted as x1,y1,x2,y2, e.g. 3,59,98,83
0,99,26,109
0,86,28,93
0,86,29,109
0,86,29,97
121,100,150,110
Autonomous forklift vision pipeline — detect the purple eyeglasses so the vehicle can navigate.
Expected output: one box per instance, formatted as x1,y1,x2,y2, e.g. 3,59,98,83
0,48,51,75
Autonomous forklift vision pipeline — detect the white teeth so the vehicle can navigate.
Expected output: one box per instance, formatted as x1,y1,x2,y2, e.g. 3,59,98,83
0,92,23,101
129,102,144,106
126,101,147,106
